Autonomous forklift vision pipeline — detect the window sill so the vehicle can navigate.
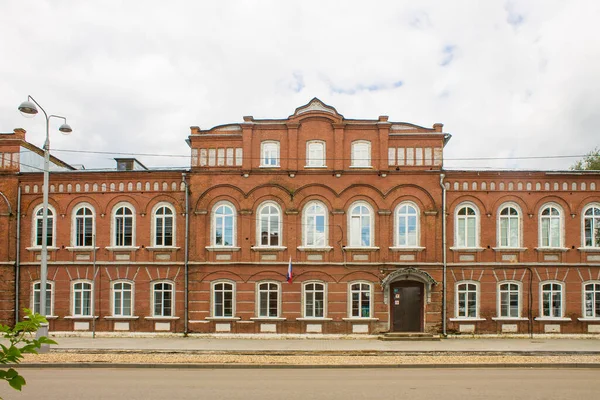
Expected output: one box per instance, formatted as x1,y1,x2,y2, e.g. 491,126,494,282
144,316,180,321
349,165,373,169
146,246,180,251
449,247,485,252
296,317,333,321
578,247,600,252
250,317,287,321
342,317,379,321
577,317,600,322
26,246,59,252
24,315,58,320
534,317,572,322
259,165,280,168
205,246,241,252
250,246,287,252
491,317,529,321
534,247,569,252
204,317,241,321
65,246,100,252
64,316,99,320
104,316,140,320
343,246,380,252
491,247,527,252
105,246,140,252
297,246,333,252
449,317,486,322
389,246,425,252
304,165,328,169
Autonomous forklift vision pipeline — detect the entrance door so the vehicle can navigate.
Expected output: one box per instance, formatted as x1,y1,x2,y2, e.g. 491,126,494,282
391,282,423,332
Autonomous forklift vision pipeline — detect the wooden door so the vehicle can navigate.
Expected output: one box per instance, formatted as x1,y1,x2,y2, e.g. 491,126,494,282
391,282,423,332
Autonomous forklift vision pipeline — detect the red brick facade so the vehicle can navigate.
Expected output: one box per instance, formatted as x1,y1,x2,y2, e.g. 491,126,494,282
0,99,599,335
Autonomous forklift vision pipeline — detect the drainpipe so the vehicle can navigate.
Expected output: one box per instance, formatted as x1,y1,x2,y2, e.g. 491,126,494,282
182,173,189,336
439,173,447,337
15,187,21,324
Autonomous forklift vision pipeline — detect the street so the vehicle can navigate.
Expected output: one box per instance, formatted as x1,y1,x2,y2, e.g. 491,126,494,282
4,367,599,399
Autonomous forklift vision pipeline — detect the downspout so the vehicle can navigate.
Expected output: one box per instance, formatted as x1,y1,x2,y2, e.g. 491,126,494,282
439,173,447,337
15,187,21,324
182,173,189,336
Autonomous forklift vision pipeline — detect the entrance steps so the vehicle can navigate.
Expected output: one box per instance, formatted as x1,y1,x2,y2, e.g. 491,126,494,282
378,332,441,341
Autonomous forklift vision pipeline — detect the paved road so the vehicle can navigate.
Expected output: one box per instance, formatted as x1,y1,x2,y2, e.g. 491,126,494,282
5,368,599,399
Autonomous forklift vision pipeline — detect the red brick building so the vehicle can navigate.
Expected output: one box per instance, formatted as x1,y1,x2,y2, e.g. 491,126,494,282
1,99,599,335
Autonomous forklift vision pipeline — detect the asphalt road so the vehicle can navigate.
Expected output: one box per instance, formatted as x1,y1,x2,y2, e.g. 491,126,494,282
5,368,599,399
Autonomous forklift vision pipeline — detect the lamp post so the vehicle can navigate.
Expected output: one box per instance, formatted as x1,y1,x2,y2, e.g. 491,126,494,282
18,96,72,349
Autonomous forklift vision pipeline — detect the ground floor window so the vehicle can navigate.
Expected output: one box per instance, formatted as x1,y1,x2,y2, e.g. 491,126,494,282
498,282,520,318
32,281,53,316
541,282,563,318
456,281,478,318
113,281,133,316
153,281,174,317
72,280,93,316
304,282,325,318
258,282,279,317
350,282,371,318
213,281,234,317
584,282,600,318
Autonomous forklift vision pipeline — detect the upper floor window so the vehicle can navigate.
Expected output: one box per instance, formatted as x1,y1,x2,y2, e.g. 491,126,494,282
583,205,600,248
212,202,236,247
112,281,133,317
303,201,327,247
539,204,562,248
498,282,520,318
73,204,94,247
584,282,600,318
395,202,419,247
257,282,280,318
33,204,55,247
32,281,53,316
540,281,563,318
261,141,280,167
455,204,478,248
213,281,234,317
306,141,325,167
153,281,174,317
456,281,479,318
257,202,281,247
351,141,371,167
153,203,175,247
498,204,520,248
348,202,373,247
72,280,93,317
113,204,135,247
349,282,372,318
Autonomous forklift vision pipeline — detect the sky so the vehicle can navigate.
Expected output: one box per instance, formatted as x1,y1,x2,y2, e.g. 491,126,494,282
1,0,599,171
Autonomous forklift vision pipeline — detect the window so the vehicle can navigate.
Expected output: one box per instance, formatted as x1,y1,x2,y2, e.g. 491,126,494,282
153,281,174,317
584,282,600,318
455,204,478,248
257,202,281,247
32,281,53,316
113,204,134,246
351,141,371,167
540,204,562,247
112,281,133,316
541,282,563,318
212,202,236,247
395,202,419,247
153,203,175,247
258,282,279,318
349,202,373,247
303,201,327,247
304,282,326,318
72,280,93,317
583,205,600,248
33,205,55,247
350,282,372,318
213,281,234,317
456,281,478,318
306,141,325,167
498,204,520,247
498,282,520,318
261,141,280,167
73,204,94,247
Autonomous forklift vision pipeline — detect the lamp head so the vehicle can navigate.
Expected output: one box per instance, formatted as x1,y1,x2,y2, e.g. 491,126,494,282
18,100,38,118
59,123,72,134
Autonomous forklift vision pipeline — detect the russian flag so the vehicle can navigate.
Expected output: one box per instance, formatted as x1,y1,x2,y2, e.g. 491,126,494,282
286,257,293,284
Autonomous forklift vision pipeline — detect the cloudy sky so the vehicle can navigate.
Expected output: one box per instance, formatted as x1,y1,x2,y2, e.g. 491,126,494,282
1,0,598,171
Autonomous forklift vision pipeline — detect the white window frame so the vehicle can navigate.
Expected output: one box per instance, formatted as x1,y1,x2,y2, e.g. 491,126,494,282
348,201,374,247
72,279,93,317
306,140,326,167
497,203,522,248
111,280,134,317
583,281,600,318
539,281,564,318
211,201,236,247
111,202,136,247
348,281,373,318
351,140,371,168
152,202,176,247
31,280,54,317
72,203,95,247
538,203,563,248
256,281,281,318
582,203,600,248
260,141,280,167
302,201,328,248
212,280,235,318
256,201,282,247
454,203,479,248
303,281,327,318
32,204,56,248
394,201,420,247
497,281,522,318
152,280,174,317
455,281,480,319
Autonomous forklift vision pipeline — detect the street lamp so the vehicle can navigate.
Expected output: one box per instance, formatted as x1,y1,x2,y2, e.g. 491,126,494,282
18,96,72,349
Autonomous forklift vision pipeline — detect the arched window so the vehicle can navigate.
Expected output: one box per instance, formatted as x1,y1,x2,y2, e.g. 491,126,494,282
456,281,479,318
351,141,371,167
212,202,236,247
257,281,280,318
497,281,521,318
348,202,373,247
112,281,133,317
73,204,94,247
257,202,281,247
32,281,54,316
540,281,563,318
395,202,419,247
72,280,93,317
33,204,56,247
212,281,234,317
261,141,280,167
583,282,600,318
153,203,175,247
152,281,174,317
112,204,135,246
303,201,328,247
455,204,478,248
303,282,326,318
349,282,372,318
498,204,520,248
306,141,325,167
539,204,562,248
583,205,600,248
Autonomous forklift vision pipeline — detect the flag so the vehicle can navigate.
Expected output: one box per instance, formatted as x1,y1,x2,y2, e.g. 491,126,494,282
286,257,293,284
